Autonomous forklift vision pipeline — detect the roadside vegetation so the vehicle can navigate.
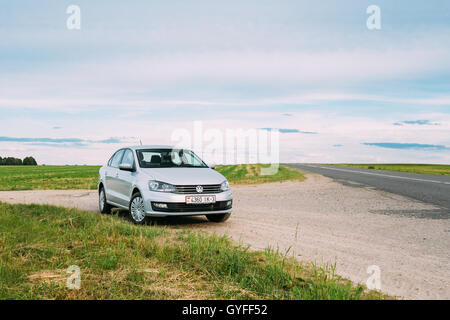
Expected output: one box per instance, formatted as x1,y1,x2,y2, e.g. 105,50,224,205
216,164,305,184
327,164,450,176
0,202,386,299
0,165,100,191
0,164,304,191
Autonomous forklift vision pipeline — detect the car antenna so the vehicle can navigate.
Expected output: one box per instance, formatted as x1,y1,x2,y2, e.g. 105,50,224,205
139,139,142,146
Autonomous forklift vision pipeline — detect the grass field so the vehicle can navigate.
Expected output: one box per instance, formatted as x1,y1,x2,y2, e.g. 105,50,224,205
216,164,305,184
0,202,385,299
327,164,450,176
0,166,100,191
0,164,304,191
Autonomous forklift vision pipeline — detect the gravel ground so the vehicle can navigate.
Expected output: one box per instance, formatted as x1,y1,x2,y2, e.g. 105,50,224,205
1,173,449,299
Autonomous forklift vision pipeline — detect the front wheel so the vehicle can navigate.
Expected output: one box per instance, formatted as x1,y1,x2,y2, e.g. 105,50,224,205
129,192,149,225
206,213,231,223
99,187,113,214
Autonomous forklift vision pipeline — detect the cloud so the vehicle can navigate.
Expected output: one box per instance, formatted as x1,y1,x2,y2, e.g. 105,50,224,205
0,136,131,146
259,128,318,134
2,91,450,114
0,137,83,143
96,138,126,144
363,142,449,151
393,120,440,126
2,45,450,112
24,142,88,148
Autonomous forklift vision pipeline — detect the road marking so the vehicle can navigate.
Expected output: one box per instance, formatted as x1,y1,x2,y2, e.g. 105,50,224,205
302,165,450,185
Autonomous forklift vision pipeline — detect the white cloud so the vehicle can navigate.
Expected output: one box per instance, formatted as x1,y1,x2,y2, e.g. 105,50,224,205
2,110,449,165
2,45,450,107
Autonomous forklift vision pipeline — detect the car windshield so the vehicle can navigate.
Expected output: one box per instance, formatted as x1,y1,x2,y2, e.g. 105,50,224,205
136,149,208,168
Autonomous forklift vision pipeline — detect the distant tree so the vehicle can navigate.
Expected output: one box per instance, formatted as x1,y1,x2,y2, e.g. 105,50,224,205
0,156,38,165
23,156,38,166
4,157,22,165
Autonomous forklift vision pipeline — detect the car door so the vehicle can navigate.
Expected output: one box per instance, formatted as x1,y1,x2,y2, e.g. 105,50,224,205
115,149,136,206
105,149,125,204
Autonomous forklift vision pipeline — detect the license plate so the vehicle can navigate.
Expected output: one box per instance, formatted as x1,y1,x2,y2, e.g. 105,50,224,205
185,195,216,204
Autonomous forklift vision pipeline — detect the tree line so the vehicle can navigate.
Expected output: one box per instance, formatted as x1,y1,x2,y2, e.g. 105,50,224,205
0,156,38,166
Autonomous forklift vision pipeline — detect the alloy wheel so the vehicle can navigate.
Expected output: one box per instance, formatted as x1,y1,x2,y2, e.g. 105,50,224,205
130,196,146,222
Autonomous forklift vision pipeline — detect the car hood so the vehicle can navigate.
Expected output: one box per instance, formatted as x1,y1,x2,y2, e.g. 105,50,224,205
140,167,226,185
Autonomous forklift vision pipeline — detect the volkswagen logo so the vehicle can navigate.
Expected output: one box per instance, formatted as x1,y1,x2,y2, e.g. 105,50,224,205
196,185,203,193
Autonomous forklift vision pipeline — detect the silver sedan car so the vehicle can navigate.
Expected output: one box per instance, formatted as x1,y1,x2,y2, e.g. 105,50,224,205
98,146,232,224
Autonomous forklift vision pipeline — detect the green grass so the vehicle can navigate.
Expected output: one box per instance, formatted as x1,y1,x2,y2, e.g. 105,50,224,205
326,164,450,176
0,202,386,300
0,164,304,191
216,164,305,185
0,166,100,191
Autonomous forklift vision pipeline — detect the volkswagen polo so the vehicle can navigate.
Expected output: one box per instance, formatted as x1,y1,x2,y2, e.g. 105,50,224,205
98,146,232,224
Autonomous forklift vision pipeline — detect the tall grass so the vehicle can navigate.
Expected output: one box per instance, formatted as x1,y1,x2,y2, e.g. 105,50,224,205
327,164,450,176
216,164,305,185
0,202,385,300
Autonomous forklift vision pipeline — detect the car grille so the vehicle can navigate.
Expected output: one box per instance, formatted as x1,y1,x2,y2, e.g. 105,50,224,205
151,201,232,212
174,184,222,194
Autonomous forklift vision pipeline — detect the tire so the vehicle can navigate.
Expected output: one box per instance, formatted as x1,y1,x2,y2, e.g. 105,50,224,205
99,187,113,214
206,212,231,223
129,192,149,225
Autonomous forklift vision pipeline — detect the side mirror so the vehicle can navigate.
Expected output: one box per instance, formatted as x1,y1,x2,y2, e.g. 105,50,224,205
119,163,135,172
209,163,216,170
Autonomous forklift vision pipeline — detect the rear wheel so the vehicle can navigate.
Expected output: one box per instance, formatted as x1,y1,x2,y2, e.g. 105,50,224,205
99,187,113,214
206,213,231,223
129,192,149,225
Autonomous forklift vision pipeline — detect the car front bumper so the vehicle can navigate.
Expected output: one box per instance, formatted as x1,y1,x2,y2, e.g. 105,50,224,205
141,189,233,217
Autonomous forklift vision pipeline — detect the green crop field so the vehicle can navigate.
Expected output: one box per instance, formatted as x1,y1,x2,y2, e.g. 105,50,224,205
327,164,450,176
0,166,101,191
0,164,304,191
216,164,305,184
0,202,386,299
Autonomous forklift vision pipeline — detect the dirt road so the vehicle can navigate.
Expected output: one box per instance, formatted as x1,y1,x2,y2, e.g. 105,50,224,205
1,174,448,299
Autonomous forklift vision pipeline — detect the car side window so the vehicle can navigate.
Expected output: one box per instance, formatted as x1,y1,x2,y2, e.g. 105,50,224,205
121,149,134,167
110,150,125,168
107,154,114,166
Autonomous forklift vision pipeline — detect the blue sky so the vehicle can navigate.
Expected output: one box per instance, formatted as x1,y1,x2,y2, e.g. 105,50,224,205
1,0,450,164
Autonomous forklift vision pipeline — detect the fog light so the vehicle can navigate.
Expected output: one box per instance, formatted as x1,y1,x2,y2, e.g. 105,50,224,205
226,200,232,206
153,202,168,209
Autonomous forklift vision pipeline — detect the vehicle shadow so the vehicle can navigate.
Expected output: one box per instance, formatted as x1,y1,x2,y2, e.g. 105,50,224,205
111,208,209,226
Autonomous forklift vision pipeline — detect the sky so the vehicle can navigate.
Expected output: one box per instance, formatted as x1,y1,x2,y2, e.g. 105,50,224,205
1,0,450,165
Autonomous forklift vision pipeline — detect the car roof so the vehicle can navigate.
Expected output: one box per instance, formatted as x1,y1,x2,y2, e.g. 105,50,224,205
126,145,188,151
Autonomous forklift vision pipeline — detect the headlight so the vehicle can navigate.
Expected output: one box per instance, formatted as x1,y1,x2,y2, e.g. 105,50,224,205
148,180,176,192
220,180,230,192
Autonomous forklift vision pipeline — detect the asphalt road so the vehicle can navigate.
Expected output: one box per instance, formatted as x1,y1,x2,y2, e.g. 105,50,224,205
287,164,450,217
